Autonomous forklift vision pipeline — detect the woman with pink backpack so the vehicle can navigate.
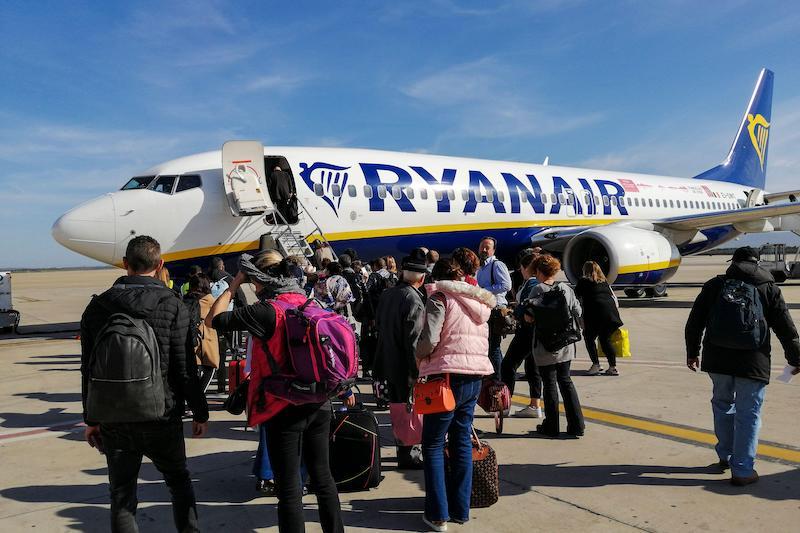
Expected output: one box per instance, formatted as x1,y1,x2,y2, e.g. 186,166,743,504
415,258,496,532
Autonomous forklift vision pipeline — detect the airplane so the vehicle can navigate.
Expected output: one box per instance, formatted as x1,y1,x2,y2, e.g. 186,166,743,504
52,68,800,296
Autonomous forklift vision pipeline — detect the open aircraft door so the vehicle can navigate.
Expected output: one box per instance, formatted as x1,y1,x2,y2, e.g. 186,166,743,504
222,140,274,216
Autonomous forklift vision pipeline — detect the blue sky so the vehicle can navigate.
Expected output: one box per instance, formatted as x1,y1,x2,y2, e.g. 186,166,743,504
2,0,800,268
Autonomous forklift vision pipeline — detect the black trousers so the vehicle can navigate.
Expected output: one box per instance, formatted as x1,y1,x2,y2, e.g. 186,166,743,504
500,327,542,399
101,421,199,533
585,331,617,367
538,361,585,435
265,403,344,533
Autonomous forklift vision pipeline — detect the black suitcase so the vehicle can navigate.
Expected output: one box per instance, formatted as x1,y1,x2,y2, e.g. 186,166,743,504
329,404,382,492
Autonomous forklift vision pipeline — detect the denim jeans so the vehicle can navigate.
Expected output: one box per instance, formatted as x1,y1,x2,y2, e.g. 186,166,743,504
539,360,584,435
422,374,482,523
100,420,199,533
488,333,503,379
709,373,767,478
265,402,344,533
253,424,274,480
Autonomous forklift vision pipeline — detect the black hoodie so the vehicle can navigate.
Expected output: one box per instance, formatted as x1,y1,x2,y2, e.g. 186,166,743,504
685,260,800,383
80,275,209,425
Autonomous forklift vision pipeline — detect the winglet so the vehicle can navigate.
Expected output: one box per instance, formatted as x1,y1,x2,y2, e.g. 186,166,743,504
693,68,774,189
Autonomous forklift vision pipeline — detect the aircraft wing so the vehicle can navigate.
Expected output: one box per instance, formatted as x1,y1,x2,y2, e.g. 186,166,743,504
764,190,800,204
655,202,800,231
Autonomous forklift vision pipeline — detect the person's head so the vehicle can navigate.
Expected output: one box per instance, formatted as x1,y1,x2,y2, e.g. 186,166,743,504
327,261,342,276
339,253,352,269
452,247,480,276
533,254,561,282
342,247,359,261
426,250,440,265
188,273,211,296
401,248,428,287
519,250,539,280
187,265,203,278
431,258,464,282
211,256,225,272
157,266,171,286
248,250,285,292
582,261,606,282
321,257,331,270
123,235,163,276
373,257,386,271
285,254,308,268
352,260,363,272
478,237,497,260
384,256,397,272
730,246,760,264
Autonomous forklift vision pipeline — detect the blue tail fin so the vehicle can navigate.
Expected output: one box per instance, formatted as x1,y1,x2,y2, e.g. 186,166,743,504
693,68,773,189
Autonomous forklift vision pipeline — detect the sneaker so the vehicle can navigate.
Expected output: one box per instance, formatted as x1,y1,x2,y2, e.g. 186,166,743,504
256,479,277,496
711,459,730,472
502,408,510,417
587,364,603,376
514,406,543,418
731,470,759,486
423,516,448,532
604,367,619,376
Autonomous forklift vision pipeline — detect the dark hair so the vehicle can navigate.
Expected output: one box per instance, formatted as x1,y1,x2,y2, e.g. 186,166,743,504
342,247,359,260
520,251,537,269
188,273,211,296
452,247,480,276
125,236,161,274
373,257,386,270
211,257,225,270
352,260,363,270
327,261,342,275
339,254,352,268
480,236,498,249
431,258,464,281
187,265,203,277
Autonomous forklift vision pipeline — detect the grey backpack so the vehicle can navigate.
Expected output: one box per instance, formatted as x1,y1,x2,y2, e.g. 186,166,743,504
86,312,166,423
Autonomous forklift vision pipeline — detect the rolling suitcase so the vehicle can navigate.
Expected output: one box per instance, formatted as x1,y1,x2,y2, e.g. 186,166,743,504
329,404,382,492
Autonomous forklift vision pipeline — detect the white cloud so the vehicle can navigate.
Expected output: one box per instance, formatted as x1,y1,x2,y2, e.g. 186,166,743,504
243,73,312,92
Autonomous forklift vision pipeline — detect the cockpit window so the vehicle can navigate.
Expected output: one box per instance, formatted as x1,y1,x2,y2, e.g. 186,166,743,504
175,175,202,193
121,176,155,190
151,175,177,194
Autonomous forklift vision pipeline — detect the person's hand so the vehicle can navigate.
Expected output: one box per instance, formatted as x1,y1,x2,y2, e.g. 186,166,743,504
231,271,248,289
85,425,104,454
343,393,356,408
687,357,700,372
192,421,208,438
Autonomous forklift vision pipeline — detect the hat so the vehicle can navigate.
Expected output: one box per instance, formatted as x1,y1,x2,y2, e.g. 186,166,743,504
729,246,760,263
402,248,429,273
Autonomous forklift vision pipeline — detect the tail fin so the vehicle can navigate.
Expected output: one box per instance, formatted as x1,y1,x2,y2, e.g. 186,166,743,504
693,68,773,189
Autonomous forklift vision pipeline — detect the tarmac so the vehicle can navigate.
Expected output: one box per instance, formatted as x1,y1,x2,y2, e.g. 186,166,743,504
1,256,798,532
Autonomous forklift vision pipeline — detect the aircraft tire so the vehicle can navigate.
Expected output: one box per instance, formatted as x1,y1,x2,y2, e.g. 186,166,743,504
644,285,668,298
624,288,645,298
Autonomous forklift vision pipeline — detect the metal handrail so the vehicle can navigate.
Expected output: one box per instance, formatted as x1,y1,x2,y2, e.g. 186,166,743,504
263,196,337,261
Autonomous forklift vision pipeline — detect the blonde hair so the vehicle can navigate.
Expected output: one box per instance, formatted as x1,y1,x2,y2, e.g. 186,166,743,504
254,250,284,273
582,261,606,283
157,266,171,286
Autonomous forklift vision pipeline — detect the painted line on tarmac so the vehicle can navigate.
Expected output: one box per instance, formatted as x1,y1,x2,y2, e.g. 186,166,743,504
510,394,800,465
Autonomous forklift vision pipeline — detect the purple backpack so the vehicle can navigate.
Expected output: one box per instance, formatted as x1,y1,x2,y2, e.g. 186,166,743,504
261,298,358,405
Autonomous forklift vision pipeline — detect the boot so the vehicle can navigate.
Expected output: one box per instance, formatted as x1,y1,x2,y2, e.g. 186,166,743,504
397,445,423,470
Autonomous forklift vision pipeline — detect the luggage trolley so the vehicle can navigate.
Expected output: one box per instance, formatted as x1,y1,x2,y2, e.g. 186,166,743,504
0,272,20,334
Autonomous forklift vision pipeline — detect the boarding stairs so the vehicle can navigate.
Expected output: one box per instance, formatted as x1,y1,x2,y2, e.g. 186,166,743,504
262,197,337,262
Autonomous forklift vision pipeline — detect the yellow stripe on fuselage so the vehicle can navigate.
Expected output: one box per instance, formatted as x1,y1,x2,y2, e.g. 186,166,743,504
162,240,261,263
617,258,681,275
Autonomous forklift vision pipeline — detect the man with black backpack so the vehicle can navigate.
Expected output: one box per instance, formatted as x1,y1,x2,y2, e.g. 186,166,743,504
80,236,209,532
686,246,800,487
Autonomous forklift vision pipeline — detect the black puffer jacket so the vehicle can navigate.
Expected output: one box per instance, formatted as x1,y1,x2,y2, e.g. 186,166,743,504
685,260,800,383
80,275,209,425
373,282,426,403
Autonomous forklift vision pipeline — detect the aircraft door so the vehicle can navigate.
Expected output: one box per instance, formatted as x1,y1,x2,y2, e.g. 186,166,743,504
222,141,273,216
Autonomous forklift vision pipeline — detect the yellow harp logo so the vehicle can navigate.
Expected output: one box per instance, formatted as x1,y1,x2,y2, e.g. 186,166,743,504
746,113,770,170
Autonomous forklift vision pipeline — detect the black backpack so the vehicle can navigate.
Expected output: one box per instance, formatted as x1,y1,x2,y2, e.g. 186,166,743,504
706,278,767,350
86,312,166,423
528,283,582,352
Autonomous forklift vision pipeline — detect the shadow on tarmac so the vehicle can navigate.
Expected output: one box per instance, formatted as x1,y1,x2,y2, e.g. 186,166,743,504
500,462,800,501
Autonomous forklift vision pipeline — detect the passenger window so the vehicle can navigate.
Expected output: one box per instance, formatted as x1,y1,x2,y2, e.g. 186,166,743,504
378,185,387,199
392,186,402,200
122,176,155,190
648,199,653,207
558,193,566,205
462,190,470,201
314,183,325,196
347,184,357,197
175,175,202,193
331,184,342,197
363,185,374,199
669,200,674,208
610,196,618,207
447,190,455,201
485,190,495,202
405,187,415,200
594,195,600,205
152,175,176,194
603,196,610,207
521,194,528,203
655,199,661,208
550,193,557,204
435,190,444,201
497,191,505,202
541,193,548,204
420,188,428,200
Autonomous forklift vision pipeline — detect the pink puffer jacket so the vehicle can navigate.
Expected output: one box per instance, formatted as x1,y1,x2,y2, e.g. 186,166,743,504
416,280,496,377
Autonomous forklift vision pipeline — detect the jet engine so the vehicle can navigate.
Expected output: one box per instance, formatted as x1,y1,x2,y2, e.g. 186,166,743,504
562,226,681,285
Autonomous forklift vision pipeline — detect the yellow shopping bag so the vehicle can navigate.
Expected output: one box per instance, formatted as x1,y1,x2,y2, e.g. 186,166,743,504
597,328,631,358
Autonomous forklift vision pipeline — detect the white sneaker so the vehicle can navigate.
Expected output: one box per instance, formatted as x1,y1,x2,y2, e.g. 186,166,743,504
514,406,543,418
587,363,603,376
501,408,510,417
423,516,448,532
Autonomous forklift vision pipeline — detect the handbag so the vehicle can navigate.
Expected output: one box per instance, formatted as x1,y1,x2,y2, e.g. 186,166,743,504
469,426,499,508
223,377,250,415
477,377,511,434
413,374,456,415
489,306,516,337
598,327,632,358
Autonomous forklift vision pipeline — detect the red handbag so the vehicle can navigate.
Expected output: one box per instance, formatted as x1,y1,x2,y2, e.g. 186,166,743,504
413,374,456,415
478,377,511,434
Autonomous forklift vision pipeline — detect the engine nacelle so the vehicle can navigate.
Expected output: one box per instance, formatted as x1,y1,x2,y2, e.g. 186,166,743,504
563,226,681,285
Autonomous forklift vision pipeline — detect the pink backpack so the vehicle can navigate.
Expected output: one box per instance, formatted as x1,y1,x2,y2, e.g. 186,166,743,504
261,298,358,404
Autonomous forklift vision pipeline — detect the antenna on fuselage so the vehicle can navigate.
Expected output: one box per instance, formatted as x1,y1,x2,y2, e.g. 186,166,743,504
543,156,550,166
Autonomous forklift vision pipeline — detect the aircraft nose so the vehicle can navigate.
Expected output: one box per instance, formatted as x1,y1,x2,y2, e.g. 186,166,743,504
52,194,117,264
